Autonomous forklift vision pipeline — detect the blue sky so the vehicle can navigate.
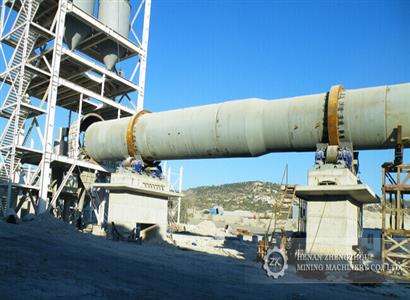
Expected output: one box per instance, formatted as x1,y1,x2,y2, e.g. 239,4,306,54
142,0,410,193
0,0,408,195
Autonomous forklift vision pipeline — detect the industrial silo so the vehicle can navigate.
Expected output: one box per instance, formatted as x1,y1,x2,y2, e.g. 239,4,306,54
98,0,131,70
64,0,95,50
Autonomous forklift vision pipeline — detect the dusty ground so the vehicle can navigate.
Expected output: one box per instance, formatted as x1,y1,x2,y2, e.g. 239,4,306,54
0,215,409,300
188,209,410,235
188,210,299,235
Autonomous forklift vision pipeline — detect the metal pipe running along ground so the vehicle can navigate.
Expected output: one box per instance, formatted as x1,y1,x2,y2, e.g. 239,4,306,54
84,82,410,162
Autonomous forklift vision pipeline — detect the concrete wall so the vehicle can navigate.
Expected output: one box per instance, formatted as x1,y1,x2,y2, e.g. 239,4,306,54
306,200,360,255
108,192,168,238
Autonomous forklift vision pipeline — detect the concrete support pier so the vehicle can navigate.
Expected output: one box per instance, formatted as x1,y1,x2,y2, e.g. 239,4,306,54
94,172,181,239
296,167,378,255
306,199,361,255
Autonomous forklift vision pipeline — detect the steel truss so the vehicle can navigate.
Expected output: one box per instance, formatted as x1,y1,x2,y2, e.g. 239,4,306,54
0,0,151,218
382,164,410,278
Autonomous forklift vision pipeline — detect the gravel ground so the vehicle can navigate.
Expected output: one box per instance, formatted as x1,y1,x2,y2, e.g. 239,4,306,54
0,215,409,300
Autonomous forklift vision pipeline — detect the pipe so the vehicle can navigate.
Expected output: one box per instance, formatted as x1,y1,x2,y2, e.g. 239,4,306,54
84,83,410,162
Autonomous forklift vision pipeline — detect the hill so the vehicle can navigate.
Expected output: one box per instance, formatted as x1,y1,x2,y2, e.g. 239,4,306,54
180,181,281,215
177,181,385,224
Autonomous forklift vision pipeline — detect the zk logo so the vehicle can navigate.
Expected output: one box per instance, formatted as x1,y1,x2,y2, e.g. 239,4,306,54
263,247,288,279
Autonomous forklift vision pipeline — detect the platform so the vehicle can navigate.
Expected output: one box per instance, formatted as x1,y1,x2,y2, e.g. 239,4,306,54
5,0,143,63
295,184,379,204
93,182,181,199
9,145,110,172
0,63,135,120
0,101,47,119
2,0,142,120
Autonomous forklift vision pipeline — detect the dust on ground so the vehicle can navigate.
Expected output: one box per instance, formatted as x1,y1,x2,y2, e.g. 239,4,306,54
0,214,409,300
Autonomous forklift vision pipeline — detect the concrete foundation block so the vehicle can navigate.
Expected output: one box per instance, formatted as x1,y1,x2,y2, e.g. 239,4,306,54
108,192,168,238
306,200,360,256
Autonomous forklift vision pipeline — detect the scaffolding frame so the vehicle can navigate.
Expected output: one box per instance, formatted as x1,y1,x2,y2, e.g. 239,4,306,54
382,164,410,278
0,0,151,217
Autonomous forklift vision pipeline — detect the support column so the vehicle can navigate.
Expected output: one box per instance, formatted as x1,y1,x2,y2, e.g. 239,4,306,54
177,166,183,224
38,0,67,213
296,166,377,256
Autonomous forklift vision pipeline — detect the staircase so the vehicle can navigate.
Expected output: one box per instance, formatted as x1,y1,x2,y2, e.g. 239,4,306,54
0,0,43,215
273,184,297,233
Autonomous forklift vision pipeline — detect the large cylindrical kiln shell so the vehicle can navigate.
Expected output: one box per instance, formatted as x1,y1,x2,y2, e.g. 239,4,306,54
133,94,326,160
341,84,410,149
64,0,95,50
98,0,131,69
85,117,130,162
84,83,410,162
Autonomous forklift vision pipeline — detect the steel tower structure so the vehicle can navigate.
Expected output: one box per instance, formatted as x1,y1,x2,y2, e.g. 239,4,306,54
0,0,151,217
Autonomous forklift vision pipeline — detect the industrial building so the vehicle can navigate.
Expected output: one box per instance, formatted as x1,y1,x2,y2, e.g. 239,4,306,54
0,0,183,239
0,0,409,280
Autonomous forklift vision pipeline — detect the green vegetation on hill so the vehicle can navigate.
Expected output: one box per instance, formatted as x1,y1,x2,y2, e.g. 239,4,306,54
173,181,389,224
181,181,281,215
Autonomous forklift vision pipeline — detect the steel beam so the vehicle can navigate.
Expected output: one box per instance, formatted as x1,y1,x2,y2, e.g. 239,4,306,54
38,0,67,213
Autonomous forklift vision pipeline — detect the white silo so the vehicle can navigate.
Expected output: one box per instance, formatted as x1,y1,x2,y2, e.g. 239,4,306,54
64,0,96,50
98,0,131,70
